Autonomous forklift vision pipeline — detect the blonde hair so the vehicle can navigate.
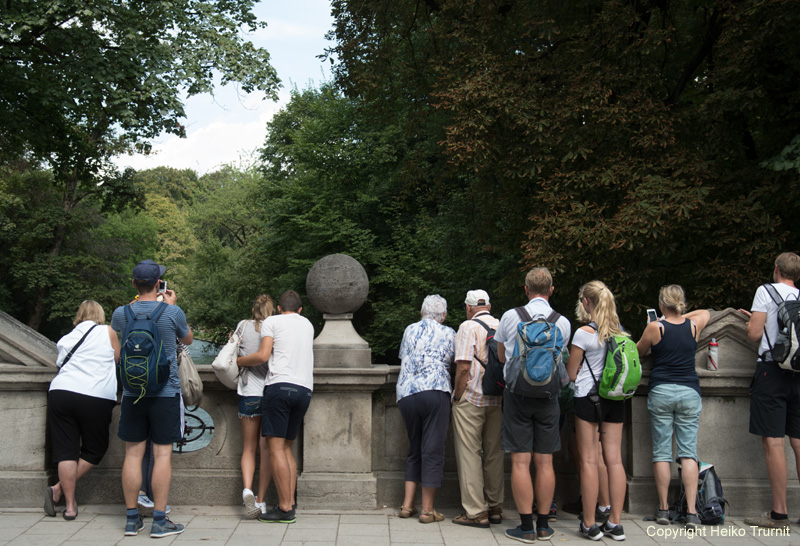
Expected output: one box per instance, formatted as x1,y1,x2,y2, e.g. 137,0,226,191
525,267,553,296
73,300,105,326
251,294,274,334
576,281,626,342
775,252,800,281
659,284,686,315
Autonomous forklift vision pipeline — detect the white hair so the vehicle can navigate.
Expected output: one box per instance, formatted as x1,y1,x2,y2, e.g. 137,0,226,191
421,294,447,323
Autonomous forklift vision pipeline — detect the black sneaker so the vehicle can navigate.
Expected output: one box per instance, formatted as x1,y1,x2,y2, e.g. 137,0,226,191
258,505,296,524
600,520,626,541
579,521,602,541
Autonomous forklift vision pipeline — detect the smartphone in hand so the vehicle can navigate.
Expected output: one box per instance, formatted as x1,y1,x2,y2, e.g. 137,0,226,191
646,308,658,323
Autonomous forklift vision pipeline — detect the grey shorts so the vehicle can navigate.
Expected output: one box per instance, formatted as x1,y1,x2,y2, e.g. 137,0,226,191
501,390,561,454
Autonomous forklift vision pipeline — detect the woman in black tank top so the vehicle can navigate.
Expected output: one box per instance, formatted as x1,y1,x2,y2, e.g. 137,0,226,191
636,285,710,530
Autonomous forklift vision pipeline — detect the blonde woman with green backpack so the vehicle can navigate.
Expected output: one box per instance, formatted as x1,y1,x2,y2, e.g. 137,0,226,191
566,281,629,541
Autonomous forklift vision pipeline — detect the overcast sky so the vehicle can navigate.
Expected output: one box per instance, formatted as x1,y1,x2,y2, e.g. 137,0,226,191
115,0,334,175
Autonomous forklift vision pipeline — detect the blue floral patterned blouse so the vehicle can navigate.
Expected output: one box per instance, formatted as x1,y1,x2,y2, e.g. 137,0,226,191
396,318,456,402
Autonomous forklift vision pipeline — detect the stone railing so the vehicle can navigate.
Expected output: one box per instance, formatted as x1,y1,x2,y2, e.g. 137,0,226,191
1,307,798,515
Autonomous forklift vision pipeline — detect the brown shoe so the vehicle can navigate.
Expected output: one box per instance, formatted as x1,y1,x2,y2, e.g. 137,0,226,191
398,506,418,518
453,511,490,528
419,510,445,524
488,505,502,524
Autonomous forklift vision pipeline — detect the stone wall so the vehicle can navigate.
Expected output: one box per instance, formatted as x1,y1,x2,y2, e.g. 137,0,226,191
1,308,799,515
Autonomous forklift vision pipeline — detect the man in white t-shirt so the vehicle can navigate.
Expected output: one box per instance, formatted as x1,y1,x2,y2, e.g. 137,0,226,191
494,267,571,543
237,290,314,524
739,252,800,530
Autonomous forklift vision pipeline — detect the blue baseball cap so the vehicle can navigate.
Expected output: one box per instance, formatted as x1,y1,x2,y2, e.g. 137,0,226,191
132,260,166,286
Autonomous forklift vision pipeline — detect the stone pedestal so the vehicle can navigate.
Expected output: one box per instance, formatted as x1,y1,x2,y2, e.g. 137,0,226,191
312,313,372,368
297,367,392,509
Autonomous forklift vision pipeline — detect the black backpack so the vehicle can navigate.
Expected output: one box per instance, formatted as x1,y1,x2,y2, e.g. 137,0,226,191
472,317,504,396
761,283,800,371
670,463,728,525
119,302,170,403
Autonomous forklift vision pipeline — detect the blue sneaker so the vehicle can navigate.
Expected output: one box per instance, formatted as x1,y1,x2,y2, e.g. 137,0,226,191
124,515,144,536
537,525,555,540
150,518,184,538
505,525,537,544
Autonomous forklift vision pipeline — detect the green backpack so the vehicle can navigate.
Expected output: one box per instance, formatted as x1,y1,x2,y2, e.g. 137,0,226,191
587,322,642,400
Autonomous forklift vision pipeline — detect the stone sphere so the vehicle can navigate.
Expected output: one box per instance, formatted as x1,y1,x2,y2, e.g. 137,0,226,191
306,254,369,314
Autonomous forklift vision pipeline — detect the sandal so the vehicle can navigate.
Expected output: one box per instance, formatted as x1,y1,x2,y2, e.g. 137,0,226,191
419,510,445,524
453,511,490,528
398,505,418,518
488,505,502,524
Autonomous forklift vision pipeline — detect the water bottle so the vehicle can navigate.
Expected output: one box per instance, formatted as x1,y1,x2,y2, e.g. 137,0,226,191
707,338,719,371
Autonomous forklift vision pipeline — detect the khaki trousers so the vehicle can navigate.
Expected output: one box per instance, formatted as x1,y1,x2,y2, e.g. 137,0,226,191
451,401,504,517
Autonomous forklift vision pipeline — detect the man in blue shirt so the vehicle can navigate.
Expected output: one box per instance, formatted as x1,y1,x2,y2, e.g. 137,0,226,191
111,260,192,538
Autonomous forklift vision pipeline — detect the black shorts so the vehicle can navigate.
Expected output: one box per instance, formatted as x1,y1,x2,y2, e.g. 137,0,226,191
118,394,182,445
262,383,312,441
501,390,561,454
574,395,625,424
48,389,116,465
750,360,800,438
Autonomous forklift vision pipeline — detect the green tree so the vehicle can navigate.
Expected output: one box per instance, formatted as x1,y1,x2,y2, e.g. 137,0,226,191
0,163,158,338
328,0,800,334
0,0,280,329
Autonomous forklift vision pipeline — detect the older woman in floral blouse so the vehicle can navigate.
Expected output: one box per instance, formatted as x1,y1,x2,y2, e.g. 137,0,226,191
396,295,456,524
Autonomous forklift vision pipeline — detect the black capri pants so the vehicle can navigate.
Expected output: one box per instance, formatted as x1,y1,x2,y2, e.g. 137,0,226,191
397,390,451,488
48,389,116,465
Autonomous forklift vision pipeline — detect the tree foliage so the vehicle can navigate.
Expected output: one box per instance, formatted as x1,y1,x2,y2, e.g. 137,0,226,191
327,0,800,334
0,0,280,328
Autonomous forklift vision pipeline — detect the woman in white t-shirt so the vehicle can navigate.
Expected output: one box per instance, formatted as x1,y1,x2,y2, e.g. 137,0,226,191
46,300,120,520
566,281,629,541
235,294,274,518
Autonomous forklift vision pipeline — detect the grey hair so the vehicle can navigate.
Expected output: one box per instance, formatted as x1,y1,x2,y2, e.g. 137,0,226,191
421,294,448,323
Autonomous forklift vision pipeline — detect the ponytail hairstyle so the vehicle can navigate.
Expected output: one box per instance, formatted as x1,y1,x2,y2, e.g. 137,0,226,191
251,294,275,334
659,284,687,315
576,281,626,343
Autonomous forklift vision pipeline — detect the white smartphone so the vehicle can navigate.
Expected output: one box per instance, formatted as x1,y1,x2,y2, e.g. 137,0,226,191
646,308,658,323
158,280,167,293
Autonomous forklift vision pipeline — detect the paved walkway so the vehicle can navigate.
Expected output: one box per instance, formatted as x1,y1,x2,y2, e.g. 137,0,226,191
0,506,796,545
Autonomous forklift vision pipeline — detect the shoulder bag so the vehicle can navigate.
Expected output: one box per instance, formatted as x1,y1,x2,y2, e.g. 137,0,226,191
178,345,203,407
212,321,246,390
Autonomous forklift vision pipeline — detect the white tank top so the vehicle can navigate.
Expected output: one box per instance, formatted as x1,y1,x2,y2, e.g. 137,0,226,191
50,321,117,401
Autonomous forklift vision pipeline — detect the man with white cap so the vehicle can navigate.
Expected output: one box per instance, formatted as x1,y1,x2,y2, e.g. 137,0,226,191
451,289,504,529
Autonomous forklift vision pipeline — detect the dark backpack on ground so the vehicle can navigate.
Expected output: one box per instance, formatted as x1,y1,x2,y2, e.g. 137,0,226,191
119,302,170,403
505,307,564,399
472,317,504,396
761,283,800,372
670,463,728,525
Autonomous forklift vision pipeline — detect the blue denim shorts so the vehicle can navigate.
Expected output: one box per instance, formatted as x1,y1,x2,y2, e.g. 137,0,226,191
647,384,702,463
238,395,263,419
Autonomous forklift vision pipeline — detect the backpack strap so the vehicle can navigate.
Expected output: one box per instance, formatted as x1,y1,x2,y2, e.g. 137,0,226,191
546,310,562,324
125,301,168,322
760,284,784,360
471,318,493,368
515,306,532,322
150,301,168,322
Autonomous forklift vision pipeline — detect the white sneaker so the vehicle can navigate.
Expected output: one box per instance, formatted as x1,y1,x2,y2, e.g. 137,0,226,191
255,501,267,515
138,495,154,509
243,489,259,519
